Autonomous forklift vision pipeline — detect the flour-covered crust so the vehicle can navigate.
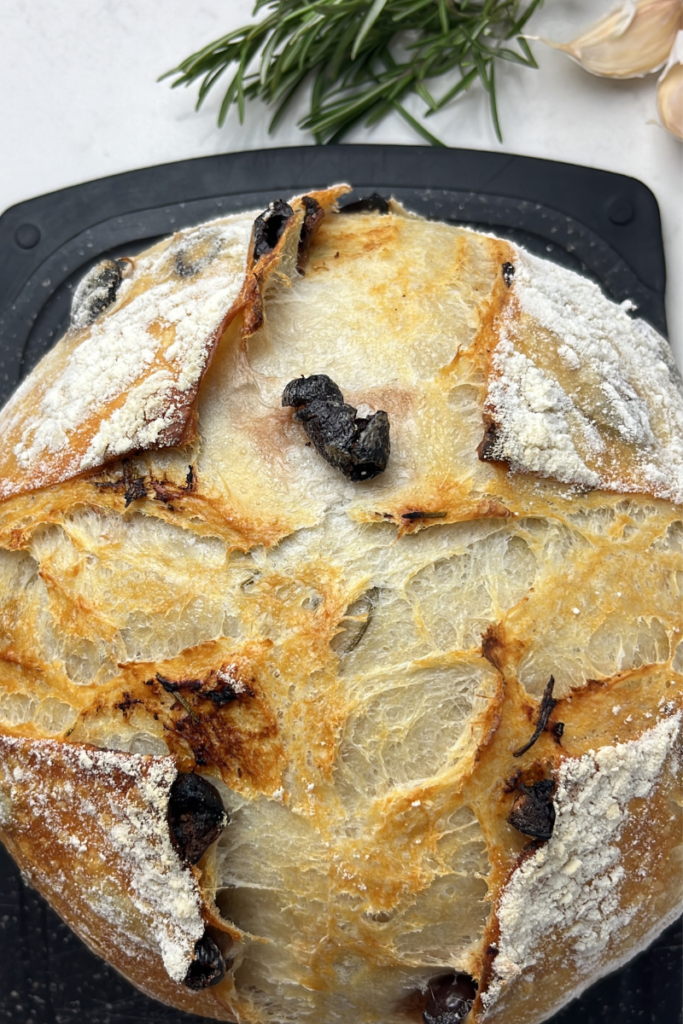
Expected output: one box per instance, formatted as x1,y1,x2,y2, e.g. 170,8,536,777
0,188,680,1024
483,251,683,504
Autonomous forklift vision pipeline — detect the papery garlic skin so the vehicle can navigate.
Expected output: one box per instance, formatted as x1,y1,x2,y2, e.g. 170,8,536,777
658,30,683,138
544,0,683,79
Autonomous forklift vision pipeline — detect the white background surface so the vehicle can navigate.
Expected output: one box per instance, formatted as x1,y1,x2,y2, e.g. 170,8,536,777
1,0,681,364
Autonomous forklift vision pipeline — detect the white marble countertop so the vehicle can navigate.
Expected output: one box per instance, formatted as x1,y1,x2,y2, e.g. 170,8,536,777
2,0,681,364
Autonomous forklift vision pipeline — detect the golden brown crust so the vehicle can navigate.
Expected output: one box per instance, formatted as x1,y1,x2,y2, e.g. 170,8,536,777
0,196,680,1024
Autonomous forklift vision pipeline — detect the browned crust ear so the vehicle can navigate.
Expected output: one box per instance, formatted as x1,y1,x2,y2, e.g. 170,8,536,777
475,248,683,506
0,228,251,504
473,747,682,1024
0,185,351,507
0,734,239,1020
241,185,351,339
467,683,682,1024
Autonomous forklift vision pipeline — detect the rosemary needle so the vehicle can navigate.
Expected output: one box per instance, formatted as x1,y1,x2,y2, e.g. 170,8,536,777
162,0,544,145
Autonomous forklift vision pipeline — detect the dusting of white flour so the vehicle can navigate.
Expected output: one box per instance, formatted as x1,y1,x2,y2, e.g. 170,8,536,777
482,713,681,1013
486,248,683,503
0,737,205,982
4,212,255,493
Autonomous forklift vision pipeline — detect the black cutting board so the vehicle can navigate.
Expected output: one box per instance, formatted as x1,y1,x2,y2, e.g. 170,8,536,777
0,145,679,1024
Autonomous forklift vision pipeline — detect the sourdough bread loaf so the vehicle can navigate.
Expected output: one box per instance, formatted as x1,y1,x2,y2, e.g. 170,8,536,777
0,186,680,1024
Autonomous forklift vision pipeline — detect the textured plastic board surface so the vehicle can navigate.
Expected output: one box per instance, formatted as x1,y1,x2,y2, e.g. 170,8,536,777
0,146,678,1024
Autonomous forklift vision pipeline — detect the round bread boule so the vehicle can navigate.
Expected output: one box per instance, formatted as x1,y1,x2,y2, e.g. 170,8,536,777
0,186,680,1024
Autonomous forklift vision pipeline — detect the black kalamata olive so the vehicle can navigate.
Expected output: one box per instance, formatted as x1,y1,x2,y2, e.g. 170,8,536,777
167,772,228,864
423,972,477,1024
339,193,390,215
123,475,147,508
297,195,325,269
508,779,556,841
253,199,294,262
282,373,390,482
283,374,344,408
174,233,224,278
70,259,128,330
183,933,226,990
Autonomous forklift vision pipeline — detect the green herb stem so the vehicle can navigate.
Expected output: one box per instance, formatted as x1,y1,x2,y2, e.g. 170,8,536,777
162,0,544,145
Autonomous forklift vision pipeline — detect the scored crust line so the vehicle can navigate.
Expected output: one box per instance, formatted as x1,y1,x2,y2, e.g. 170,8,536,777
483,713,681,1016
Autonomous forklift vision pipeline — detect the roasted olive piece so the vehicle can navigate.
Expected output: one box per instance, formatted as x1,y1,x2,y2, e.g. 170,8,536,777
122,460,147,508
183,933,226,990
167,772,228,864
297,195,325,269
282,373,390,482
253,199,294,261
508,779,556,841
423,972,477,1024
477,419,503,463
339,193,390,215
70,258,127,330
174,232,224,278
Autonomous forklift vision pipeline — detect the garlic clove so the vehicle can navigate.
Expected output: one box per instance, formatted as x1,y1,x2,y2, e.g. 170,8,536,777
658,30,683,138
543,0,683,79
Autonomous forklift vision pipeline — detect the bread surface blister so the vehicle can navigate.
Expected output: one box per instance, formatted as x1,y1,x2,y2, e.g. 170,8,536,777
0,184,680,1024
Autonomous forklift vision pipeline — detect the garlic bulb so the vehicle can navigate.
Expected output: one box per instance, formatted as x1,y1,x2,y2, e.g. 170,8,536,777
658,30,683,138
544,0,683,79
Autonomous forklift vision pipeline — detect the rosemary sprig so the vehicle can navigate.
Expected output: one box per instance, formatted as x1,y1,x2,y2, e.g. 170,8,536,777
163,0,544,145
